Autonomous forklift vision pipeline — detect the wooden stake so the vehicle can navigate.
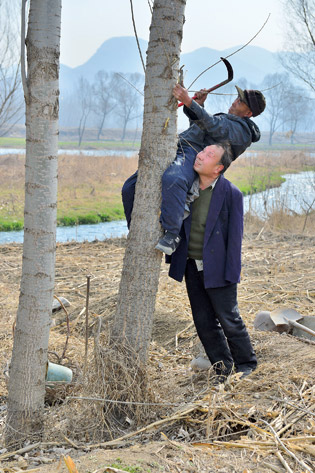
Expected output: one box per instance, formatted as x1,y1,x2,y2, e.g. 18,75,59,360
84,275,91,376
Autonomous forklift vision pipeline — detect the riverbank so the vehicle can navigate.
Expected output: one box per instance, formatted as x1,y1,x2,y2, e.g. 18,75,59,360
0,149,314,231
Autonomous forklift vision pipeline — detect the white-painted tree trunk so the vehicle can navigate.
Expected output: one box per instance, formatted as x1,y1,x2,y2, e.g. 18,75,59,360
5,0,61,446
111,0,187,361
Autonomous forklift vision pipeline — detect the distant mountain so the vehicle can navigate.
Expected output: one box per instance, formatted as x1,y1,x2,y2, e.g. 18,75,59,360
60,36,284,94
181,45,282,89
75,36,147,79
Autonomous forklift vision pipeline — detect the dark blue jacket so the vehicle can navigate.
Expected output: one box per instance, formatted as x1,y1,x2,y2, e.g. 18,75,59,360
180,101,261,160
167,174,243,288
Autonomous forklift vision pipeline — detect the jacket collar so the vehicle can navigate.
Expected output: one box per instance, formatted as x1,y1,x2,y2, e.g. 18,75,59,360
203,175,227,245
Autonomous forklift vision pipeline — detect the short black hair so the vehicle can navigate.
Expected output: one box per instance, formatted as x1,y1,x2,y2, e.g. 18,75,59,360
216,142,233,174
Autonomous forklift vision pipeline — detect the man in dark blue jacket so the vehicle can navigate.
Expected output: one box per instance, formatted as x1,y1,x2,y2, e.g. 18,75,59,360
169,142,257,380
122,84,266,255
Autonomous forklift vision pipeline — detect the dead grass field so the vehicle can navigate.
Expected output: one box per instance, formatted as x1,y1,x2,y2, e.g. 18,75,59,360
0,149,314,229
0,221,314,472
0,153,139,228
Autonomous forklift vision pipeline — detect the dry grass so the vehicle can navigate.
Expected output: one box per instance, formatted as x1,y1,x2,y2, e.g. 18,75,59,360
0,153,139,224
0,223,314,472
0,149,314,228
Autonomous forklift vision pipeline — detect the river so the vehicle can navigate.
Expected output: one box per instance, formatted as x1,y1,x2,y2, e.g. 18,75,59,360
243,171,314,216
0,171,313,245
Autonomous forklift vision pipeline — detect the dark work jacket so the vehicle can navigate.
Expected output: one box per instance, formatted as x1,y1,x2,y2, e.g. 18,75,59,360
179,101,261,160
167,174,243,289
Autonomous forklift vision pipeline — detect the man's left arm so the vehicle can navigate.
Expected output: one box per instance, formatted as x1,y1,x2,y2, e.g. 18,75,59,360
225,186,244,284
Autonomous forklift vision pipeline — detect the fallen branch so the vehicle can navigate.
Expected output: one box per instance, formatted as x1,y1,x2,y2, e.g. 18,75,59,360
261,462,283,473
87,401,202,449
276,450,294,473
261,419,313,473
0,442,41,461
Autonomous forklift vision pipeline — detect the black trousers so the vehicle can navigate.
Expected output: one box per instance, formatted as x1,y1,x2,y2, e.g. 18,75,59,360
185,259,257,375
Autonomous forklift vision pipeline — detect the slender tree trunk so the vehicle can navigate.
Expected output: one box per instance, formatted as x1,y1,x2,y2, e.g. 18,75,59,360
111,0,186,362
78,114,87,146
5,0,61,447
120,119,127,141
97,112,106,140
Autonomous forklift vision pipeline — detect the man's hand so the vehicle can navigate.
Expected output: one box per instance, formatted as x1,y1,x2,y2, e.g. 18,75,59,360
173,83,193,108
194,88,208,106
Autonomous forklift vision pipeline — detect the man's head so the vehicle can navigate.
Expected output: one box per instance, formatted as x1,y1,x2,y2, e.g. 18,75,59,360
229,86,266,118
193,143,233,180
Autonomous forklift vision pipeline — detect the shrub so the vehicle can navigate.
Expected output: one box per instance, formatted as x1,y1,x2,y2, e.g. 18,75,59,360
58,216,77,226
77,214,101,225
0,220,23,231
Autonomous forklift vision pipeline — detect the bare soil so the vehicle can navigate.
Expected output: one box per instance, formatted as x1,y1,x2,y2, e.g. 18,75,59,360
0,227,314,473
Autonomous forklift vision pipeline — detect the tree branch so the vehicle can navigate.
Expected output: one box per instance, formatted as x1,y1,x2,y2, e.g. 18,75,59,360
187,14,271,90
129,0,146,74
21,0,28,102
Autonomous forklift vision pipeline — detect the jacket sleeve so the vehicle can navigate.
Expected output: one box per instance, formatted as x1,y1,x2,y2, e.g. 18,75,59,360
183,103,204,126
184,100,231,140
185,100,252,146
225,186,243,283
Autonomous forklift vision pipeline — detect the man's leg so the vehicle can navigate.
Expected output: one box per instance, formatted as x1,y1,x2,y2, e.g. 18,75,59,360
185,259,234,376
121,171,138,229
160,145,197,235
206,284,257,374
156,145,198,255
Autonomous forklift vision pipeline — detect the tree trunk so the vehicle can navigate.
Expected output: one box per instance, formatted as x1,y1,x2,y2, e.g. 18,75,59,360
120,119,127,141
5,0,61,447
78,114,87,146
97,112,106,140
111,0,186,362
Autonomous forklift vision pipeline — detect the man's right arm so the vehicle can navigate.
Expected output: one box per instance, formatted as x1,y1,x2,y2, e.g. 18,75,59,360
173,83,234,141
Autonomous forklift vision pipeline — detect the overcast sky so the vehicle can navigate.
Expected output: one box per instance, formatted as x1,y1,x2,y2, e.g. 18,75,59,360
60,0,286,68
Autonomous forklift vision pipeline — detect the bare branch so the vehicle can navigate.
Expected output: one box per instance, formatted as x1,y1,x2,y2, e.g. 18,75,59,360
187,14,271,90
21,0,28,101
129,0,146,74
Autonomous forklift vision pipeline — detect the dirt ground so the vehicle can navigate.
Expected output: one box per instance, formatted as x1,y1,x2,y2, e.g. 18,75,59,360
0,226,314,473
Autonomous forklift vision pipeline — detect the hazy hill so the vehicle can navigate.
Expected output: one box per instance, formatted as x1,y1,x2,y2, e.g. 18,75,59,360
60,36,284,93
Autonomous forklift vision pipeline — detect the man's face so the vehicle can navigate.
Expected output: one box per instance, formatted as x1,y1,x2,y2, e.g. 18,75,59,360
193,145,224,179
228,97,252,117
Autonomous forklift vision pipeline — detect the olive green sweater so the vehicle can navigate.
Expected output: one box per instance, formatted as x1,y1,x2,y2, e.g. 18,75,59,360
188,184,214,260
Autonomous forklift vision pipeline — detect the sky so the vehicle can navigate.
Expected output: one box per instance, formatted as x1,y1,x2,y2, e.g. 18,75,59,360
60,0,285,68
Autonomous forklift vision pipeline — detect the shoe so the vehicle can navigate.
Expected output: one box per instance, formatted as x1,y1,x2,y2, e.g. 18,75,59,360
155,231,181,255
212,374,228,386
238,368,253,379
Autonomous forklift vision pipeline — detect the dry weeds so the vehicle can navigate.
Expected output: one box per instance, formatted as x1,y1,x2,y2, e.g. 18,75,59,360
0,224,314,472
1,149,314,226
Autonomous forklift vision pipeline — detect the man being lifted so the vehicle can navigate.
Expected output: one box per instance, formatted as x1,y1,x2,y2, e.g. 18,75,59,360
122,84,266,254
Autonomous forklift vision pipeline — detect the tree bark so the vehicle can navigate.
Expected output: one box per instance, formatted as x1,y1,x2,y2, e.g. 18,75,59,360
111,0,186,362
5,0,61,447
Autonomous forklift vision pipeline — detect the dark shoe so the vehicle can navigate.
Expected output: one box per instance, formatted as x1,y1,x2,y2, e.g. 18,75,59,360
238,368,253,379
155,231,181,255
212,374,228,386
